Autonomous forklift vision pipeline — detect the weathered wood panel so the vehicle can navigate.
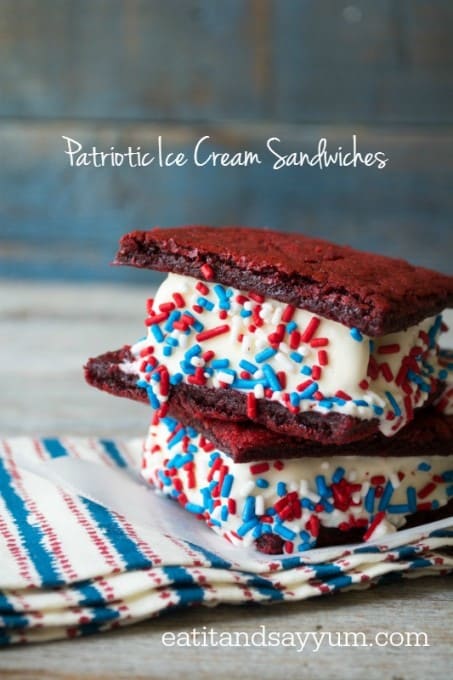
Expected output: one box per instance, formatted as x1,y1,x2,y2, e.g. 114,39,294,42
0,122,452,281
0,0,452,123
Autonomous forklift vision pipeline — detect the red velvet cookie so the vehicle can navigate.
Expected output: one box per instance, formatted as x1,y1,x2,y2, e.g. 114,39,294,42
114,226,453,336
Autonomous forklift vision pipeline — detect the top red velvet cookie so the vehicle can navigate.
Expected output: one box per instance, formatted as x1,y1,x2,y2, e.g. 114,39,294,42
114,226,453,336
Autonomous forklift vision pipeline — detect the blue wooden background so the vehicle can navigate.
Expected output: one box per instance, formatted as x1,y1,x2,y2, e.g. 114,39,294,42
0,0,452,282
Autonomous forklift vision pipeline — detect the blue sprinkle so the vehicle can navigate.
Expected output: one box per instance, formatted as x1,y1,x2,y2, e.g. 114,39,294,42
256,478,269,488
136,379,149,389
369,339,375,353
164,310,181,332
221,474,234,497
418,462,431,471
162,416,177,431
150,325,164,343
277,481,287,497
318,400,333,409
350,328,363,342
209,518,222,527
407,487,417,512
185,502,205,514
197,296,214,310
353,399,369,407
290,392,300,407
332,467,345,484
298,382,318,399
301,498,315,510
184,344,202,360
240,309,252,318
332,397,346,406
265,507,277,516
214,284,228,300
442,470,453,481
237,519,259,536
255,347,277,363
151,373,161,382
179,360,195,375
315,475,329,498
239,359,258,374
301,366,312,376
163,346,172,356
165,336,179,347
446,485,453,497
146,388,160,409
274,525,296,540
262,364,281,392
170,372,183,385
322,499,334,513
438,369,448,381
286,321,297,333
365,487,375,513
211,358,230,369
158,470,172,486
290,351,303,363
168,429,185,448
220,505,229,521
232,378,267,389
378,481,394,511
209,452,220,464
385,391,402,417
252,524,263,539
373,405,384,416
242,496,256,522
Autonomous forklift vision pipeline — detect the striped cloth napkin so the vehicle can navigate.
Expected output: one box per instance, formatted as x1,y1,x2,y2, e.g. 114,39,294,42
1,437,452,645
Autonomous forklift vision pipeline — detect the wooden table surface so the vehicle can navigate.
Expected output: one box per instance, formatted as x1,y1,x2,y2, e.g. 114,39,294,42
0,280,452,680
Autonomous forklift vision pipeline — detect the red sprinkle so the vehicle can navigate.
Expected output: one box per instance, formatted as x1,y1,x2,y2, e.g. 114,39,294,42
196,324,230,342
281,305,295,322
289,330,301,349
363,512,386,541
219,310,228,320
417,482,436,499
172,292,185,308
359,379,369,390
277,371,287,390
236,294,249,304
335,390,351,401
311,365,321,380
318,350,328,366
310,337,329,348
195,281,209,294
146,298,154,314
249,292,265,303
284,541,294,554
380,362,394,382
246,393,257,419
202,350,215,362
145,312,169,326
227,498,236,514
300,317,321,343
371,475,385,485
297,379,313,392
273,460,284,471
305,515,320,537
378,343,400,355
159,302,175,312
200,263,215,280
192,304,203,314
250,462,270,475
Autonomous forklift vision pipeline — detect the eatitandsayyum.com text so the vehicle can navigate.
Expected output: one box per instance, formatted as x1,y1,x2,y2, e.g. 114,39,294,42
62,135,389,170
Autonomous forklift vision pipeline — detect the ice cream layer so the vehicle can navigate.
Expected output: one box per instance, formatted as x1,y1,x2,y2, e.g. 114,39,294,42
142,416,453,553
125,273,451,436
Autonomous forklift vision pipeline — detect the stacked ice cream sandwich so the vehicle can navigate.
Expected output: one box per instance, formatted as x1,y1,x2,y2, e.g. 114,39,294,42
85,227,453,554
